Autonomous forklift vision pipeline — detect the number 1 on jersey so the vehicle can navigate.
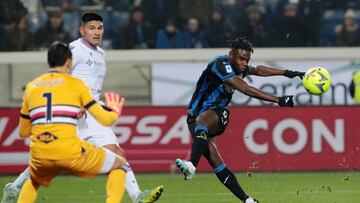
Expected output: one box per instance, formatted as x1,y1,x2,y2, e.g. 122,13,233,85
43,92,52,124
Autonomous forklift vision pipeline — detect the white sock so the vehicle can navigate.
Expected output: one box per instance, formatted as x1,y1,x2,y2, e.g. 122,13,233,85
124,163,141,202
10,167,30,193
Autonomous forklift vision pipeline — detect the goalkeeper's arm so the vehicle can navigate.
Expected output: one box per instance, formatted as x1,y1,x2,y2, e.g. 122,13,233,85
83,92,125,126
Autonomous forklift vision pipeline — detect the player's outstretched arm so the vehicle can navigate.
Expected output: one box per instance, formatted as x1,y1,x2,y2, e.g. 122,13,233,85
78,79,124,126
250,65,305,79
85,101,120,126
226,76,294,107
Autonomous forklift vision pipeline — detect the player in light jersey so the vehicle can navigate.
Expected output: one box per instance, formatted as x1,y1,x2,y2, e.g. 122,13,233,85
1,13,163,203
71,11,163,203
16,41,127,203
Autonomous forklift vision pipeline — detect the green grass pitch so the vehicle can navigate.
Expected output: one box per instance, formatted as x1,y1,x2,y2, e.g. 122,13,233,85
1,172,359,202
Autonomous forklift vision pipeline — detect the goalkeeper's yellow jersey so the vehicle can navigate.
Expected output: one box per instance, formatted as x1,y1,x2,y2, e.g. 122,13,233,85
20,71,118,160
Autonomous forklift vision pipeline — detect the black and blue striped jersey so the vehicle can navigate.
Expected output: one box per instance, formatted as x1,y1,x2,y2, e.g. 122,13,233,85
187,55,254,117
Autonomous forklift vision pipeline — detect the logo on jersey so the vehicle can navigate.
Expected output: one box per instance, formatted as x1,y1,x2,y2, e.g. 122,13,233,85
36,132,58,144
86,59,93,66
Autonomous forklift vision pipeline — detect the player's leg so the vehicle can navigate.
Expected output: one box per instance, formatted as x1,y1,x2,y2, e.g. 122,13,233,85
205,138,253,202
16,179,39,203
81,112,163,203
103,144,164,203
1,167,30,203
176,110,219,180
80,114,141,202
105,150,127,203
68,141,127,203
189,110,220,167
103,144,141,201
17,159,59,203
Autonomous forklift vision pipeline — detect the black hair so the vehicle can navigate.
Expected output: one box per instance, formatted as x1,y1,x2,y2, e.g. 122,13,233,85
228,37,254,53
47,41,72,68
81,12,103,24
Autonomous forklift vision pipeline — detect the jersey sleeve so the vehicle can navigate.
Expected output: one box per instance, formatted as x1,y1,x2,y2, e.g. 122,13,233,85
19,86,32,138
78,81,118,126
20,88,29,118
210,58,236,81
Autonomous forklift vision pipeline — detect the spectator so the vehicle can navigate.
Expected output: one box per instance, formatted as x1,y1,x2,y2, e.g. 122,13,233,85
178,0,213,25
41,0,72,10
141,0,180,30
155,19,185,48
182,18,209,48
0,0,27,26
0,26,8,51
104,0,132,28
274,3,308,47
205,8,234,48
237,4,272,47
34,10,72,50
120,7,156,49
334,9,360,46
297,0,322,46
6,16,34,51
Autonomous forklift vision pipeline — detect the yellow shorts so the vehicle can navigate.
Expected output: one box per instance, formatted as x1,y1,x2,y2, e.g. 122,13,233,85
29,141,110,186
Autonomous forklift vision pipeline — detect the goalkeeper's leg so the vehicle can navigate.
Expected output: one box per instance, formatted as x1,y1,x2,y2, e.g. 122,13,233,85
103,144,164,203
17,179,39,203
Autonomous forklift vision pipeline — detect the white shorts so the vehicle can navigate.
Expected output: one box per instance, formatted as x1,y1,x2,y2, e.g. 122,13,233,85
77,113,119,147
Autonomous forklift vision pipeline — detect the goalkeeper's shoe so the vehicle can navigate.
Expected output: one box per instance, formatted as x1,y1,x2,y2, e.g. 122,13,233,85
175,159,196,181
1,183,18,203
135,185,164,203
245,197,259,203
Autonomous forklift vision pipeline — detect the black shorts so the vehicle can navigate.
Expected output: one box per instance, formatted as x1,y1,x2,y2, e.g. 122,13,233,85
187,107,230,137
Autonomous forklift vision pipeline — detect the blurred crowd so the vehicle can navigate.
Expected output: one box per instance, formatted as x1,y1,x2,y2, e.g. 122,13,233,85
1,0,360,51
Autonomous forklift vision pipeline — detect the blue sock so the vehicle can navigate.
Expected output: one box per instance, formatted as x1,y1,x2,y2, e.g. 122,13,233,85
214,165,248,201
190,125,209,167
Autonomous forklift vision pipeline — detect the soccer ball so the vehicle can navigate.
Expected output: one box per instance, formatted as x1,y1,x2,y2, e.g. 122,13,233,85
303,67,331,95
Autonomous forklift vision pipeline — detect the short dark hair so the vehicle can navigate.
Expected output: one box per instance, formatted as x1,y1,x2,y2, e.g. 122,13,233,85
82,12,103,24
228,37,254,53
47,41,72,68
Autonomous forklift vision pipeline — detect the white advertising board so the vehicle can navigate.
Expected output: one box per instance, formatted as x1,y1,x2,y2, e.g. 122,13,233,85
152,60,360,106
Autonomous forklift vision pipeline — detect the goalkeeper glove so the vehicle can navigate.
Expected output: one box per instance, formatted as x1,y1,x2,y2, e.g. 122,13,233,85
104,92,125,116
284,70,305,79
278,95,294,107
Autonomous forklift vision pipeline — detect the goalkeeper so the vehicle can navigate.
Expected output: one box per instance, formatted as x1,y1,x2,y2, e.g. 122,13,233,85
175,37,304,203
15,41,127,203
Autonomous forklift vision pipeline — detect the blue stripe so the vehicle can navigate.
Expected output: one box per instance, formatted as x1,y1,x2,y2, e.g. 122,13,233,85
195,125,208,133
213,164,226,173
222,74,236,81
219,96,229,107
190,83,208,114
200,87,222,113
